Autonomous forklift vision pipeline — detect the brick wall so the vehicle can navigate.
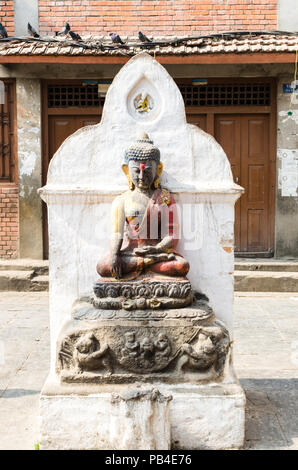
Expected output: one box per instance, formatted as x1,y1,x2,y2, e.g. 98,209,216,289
0,187,19,258
0,0,14,35
39,0,277,36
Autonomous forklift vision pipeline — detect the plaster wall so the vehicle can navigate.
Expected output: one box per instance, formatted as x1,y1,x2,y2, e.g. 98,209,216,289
17,78,43,259
277,0,298,33
276,76,298,257
14,0,39,37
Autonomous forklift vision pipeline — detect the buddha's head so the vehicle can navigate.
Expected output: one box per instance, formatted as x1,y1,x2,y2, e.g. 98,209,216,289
122,132,163,190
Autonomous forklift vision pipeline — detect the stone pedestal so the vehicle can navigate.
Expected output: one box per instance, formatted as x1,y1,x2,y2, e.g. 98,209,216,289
39,298,241,449
40,379,244,450
39,52,245,450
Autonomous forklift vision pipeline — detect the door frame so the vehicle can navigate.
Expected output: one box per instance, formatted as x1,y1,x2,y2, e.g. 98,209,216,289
41,79,103,187
0,79,18,187
183,77,277,256
41,79,103,258
41,77,277,258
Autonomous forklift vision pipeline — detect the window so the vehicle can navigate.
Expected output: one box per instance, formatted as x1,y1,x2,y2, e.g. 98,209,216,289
0,80,16,183
48,84,104,108
179,82,271,107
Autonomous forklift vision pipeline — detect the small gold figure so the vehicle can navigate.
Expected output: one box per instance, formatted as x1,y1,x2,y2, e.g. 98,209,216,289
136,95,149,113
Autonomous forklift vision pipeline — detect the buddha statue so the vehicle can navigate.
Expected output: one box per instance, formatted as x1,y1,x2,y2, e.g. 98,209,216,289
97,132,189,281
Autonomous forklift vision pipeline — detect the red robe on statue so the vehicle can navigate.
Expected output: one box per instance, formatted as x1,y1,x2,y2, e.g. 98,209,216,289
97,188,189,279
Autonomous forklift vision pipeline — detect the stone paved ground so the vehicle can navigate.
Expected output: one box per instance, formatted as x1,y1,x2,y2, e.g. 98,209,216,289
0,291,297,450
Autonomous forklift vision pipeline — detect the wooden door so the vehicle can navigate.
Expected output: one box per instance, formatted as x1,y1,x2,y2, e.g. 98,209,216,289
187,114,207,132
43,114,101,258
214,116,241,251
47,115,101,172
214,114,270,253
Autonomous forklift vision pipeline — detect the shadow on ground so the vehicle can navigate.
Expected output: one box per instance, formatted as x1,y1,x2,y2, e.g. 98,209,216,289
0,388,40,398
241,378,298,450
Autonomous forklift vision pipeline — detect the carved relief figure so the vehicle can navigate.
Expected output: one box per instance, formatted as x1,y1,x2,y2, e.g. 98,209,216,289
97,132,189,281
57,323,229,379
73,332,113,374
140,336,155,360
178,326,227,373
154,333,171,358
121,331,140,358
117,331,174,373
135,93,152,113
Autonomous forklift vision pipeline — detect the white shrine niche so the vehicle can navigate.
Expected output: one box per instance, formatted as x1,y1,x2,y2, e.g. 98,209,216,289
39,52,245,450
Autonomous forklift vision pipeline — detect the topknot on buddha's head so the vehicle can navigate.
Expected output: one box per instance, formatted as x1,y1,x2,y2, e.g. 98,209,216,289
124,132,160,164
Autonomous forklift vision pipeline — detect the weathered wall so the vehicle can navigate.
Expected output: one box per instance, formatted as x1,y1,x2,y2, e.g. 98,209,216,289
277,0,298,33
16,78,43,259
0,186,19,258
276,76,298,257
38,0,277,36
14,0,39,36
0,62,292,80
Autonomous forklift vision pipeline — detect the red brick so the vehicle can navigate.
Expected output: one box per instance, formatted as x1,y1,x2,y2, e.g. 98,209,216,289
32,0,277,36
0,185,19,258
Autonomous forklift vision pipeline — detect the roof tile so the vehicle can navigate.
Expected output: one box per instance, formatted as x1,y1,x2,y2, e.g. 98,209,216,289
0,34,296,57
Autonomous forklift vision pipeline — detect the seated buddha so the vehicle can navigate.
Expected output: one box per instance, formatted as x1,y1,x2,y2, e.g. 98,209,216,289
97,132,189,281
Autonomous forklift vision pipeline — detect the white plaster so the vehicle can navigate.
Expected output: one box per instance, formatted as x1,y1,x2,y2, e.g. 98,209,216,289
279,109,298,126
19,150,38,177
278,0,298,33
127,75,161,122
40,381,245,450
278,149,298,196
107,392,171,450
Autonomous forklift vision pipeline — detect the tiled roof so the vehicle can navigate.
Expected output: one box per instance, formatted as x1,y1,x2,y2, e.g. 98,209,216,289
0,33,297,57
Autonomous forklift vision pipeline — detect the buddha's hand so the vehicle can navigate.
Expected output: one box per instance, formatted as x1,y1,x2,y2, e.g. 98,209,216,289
134,245,160,256
111,254,122,279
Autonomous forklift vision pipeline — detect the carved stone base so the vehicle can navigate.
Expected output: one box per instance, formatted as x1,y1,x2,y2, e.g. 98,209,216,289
93,277,193,310
56,298,230,383
39,379,245,450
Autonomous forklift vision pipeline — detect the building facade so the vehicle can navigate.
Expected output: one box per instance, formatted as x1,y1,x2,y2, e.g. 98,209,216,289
0,0,297,259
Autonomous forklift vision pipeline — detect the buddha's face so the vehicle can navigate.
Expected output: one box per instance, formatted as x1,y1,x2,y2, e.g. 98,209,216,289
128,159,157,190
